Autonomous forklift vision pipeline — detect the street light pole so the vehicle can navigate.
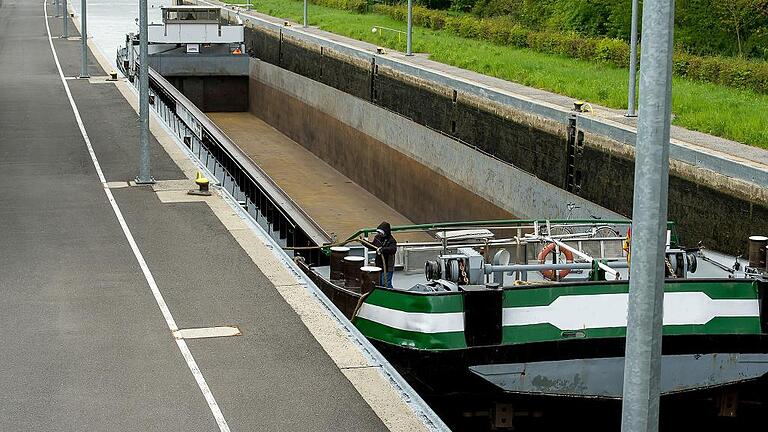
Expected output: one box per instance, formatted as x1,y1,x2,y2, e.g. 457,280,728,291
406,0,413,55
626,0,640,117
136,0,154,184
79,0,89,78
619,0,675,431
61,0,69,38
303,0,308,28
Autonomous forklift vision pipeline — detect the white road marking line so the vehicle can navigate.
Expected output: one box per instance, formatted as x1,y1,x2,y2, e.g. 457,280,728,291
43,3,231,431
174,326,242,340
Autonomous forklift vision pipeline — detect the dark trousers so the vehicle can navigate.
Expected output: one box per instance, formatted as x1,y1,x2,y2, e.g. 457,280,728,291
379,271,394,288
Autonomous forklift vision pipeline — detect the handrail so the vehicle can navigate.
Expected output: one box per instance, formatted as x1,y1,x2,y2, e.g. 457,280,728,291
145,67,333,247
344,219,681,247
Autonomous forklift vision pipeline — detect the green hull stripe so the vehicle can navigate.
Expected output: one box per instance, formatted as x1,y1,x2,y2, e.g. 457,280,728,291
363,281,758,315
354,315,761,351
353,317,467,350
503,280,759,308
502,317,762,345
364,288,464,313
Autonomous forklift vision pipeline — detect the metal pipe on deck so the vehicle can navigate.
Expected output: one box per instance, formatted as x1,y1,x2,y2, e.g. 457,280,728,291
79,0,89,78
620,0,676,430
485,261,629,273
136,0,154,184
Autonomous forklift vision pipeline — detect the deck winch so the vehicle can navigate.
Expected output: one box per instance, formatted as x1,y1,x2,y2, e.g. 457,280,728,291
425,247,485,285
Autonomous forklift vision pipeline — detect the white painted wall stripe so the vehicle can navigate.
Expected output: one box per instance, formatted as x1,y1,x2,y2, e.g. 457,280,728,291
502,292,760,330
43,4,230,431
357,304,465,334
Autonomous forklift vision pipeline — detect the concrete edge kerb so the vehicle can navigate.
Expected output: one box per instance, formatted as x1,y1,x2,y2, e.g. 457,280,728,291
199,0,768,190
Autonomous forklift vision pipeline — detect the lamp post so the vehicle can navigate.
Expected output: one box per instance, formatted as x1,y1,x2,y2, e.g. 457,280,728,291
303,0,308,28
406,0,413,55
626,0,640,117
79,0,89,78
61,0,69,38
136,0,154,184
619,0,676,431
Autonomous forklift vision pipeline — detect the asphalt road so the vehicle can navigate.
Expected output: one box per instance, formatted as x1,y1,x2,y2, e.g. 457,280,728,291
0,0,389,430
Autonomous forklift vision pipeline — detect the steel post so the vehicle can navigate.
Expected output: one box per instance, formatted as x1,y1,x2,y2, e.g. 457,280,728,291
55,0,61,17
79,0,89,78
61,0,68,38
619,0,675,431
406,0,413,56
303,0,308,28
626,0,640,117
136,0,154,184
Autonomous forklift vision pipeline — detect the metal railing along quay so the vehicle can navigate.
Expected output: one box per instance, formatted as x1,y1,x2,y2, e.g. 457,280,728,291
135,67,332,264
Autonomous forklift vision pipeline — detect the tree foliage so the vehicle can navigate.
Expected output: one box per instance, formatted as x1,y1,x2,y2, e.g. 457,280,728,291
408,0,768,59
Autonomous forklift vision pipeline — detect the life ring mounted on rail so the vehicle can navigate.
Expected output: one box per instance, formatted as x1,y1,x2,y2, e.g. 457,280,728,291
537,243,574,280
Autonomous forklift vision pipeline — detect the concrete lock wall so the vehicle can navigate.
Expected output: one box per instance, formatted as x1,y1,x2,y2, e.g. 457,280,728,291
214,4,767,254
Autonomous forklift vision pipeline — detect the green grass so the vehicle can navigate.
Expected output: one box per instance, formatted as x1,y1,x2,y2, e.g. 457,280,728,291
226,0,768,149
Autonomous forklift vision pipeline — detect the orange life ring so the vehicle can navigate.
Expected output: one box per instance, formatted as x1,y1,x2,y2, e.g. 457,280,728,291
537,243,574,280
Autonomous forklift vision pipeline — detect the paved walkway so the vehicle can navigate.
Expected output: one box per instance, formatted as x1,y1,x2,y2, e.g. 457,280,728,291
0,1,427,430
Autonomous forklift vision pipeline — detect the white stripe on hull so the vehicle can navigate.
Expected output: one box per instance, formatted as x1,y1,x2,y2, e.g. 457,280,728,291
357,304,465,334
502,292,759,330
357,292,760,335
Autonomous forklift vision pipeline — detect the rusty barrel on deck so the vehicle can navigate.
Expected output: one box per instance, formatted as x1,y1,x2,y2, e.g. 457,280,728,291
748,236,768,269
360,266,382,294
330,246,351,281
342,256,366,289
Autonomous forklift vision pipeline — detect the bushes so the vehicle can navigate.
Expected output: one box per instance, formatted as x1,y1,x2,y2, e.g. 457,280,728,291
373,3,768,94
675,53,768,94
309,0,367,13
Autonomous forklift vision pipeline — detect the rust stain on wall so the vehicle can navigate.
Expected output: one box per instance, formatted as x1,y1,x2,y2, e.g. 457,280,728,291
249,79,513,225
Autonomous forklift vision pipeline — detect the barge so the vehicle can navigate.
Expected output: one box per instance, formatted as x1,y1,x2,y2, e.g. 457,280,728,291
117,4,248,111
297,219,768,429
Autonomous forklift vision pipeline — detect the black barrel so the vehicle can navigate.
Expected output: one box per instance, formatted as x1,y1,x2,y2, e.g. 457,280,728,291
330,246,351,281
748,236,767,269
342,256,365,289
360,266,382,294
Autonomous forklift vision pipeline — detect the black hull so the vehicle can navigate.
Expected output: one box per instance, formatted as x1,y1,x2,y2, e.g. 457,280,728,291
372,337,768,430
297,259,768,429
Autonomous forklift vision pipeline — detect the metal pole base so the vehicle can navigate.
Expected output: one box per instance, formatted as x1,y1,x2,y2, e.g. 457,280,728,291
134,176,156,185
187,189,212,197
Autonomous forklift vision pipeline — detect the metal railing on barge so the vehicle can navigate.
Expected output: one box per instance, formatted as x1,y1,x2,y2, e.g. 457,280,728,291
129,65,333,264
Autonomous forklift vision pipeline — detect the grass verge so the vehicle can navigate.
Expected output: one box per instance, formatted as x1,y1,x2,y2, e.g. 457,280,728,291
225,0,768,149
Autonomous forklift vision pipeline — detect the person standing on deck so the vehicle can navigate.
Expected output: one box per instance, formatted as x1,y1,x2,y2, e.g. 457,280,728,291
373,221,397,288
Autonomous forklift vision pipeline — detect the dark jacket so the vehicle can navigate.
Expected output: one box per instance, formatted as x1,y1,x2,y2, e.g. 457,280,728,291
373,222,397,272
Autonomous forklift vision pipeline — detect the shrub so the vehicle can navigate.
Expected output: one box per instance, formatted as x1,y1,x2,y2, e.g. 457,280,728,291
594,38,629,68
310,0,367,13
